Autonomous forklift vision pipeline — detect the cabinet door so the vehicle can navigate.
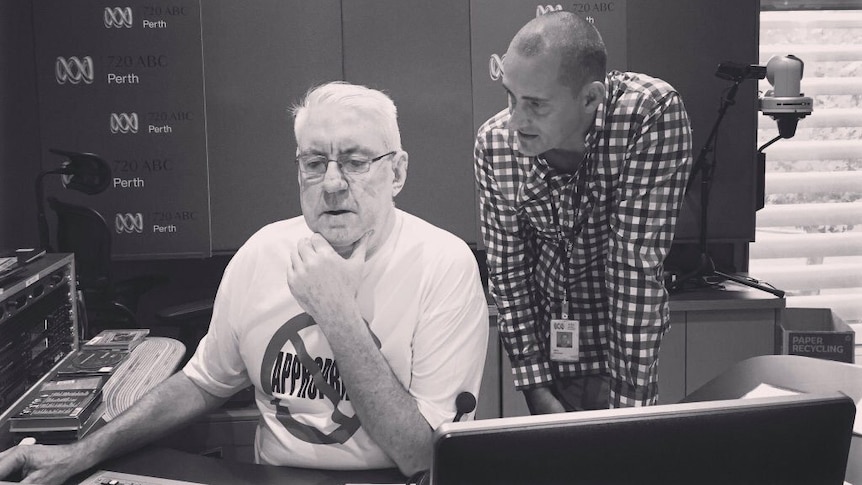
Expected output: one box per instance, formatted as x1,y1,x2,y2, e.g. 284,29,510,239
685,309,776,395
500,353,531,418
657,312,686,404
158,407,260,463
476,319,501,419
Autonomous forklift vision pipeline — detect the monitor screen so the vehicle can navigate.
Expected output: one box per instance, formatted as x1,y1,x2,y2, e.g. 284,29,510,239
430,393,855,485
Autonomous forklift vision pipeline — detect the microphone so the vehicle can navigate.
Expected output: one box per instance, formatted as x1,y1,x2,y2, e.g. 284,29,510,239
453,392,476,422
759,55,813,138
405,393,476,485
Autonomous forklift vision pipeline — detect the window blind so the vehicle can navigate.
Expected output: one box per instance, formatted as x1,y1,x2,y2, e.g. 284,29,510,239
750,9,862,323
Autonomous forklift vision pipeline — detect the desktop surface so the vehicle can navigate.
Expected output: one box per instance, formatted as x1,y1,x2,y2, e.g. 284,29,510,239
685,354,862,403
78,470,208,485
69,446,405,485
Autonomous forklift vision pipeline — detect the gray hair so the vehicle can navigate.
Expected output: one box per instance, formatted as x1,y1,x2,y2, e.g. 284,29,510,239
291,81,402,152
510,11,607,94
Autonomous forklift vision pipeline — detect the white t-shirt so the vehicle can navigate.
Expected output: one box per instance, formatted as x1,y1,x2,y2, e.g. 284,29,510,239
183,209,489,469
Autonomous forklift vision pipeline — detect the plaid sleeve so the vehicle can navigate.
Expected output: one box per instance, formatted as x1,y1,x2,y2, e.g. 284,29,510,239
474,118,553,390
606,90,693,407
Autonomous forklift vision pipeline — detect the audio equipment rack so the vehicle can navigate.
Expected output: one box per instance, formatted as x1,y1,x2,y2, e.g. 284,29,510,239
0,253,79,449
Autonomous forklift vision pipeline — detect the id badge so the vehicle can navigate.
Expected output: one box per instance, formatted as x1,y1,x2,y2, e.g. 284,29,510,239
550,318,579,362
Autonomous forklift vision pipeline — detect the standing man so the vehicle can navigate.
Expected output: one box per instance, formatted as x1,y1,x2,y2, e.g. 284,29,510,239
0,81,489,484
475,11,692,413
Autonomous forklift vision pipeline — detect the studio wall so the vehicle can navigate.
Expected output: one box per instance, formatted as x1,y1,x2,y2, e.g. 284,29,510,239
0,1,40,252
4,0,759,266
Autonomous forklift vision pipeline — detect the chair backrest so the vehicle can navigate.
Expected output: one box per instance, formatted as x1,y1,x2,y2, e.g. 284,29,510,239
47,196,112,292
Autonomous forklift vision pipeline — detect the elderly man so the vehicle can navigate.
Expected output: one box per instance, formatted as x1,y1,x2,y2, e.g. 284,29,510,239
0,81,489,483
475,11,693,413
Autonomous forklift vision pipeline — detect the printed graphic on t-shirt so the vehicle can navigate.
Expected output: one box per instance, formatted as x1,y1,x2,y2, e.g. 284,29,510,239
259,312,379,445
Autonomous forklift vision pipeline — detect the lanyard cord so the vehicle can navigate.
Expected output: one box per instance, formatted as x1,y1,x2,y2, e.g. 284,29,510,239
550,193,574,320
545,154,593,319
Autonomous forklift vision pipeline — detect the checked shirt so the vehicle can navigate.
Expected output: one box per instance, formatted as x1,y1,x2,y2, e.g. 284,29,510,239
475,70,693,407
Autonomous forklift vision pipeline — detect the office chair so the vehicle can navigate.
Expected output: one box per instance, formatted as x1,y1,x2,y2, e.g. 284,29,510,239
155,296,214,365
47,196,169,337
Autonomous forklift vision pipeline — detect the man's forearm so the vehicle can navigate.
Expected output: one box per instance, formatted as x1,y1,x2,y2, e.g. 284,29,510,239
322,312,433,476
70,371,228,472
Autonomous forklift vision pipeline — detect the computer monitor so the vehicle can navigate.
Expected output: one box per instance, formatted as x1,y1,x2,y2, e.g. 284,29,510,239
430,393,855,485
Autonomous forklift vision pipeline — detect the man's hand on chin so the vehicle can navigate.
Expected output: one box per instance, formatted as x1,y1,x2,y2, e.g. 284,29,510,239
287,231,371,327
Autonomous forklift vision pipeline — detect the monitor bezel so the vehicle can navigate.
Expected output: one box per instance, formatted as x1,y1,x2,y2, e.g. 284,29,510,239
431,392,855,485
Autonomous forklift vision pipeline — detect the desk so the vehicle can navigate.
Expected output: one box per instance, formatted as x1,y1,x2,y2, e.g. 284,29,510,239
684,354,862,484
71,446,405,485
78,355,860,485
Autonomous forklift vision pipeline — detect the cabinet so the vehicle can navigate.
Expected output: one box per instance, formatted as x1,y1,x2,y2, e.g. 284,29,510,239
493,283,785,417
158,404,259,463
658,286,783,404
476,309,502,419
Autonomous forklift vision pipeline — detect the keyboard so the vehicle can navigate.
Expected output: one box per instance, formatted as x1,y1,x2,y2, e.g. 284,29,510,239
77,470,207,485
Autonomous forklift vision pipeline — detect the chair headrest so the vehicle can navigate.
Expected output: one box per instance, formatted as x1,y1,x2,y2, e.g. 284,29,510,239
49,149,111,195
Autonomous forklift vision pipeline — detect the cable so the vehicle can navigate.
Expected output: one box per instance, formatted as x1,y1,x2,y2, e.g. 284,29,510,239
758,134,783,153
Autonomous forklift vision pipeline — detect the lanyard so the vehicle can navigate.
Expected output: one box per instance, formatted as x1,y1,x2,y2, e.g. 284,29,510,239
549,184,576,320
559,239,573,320
544,154,593,320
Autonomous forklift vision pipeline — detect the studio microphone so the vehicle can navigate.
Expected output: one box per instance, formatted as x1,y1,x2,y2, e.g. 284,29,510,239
453,392,476,422
759,55,813,138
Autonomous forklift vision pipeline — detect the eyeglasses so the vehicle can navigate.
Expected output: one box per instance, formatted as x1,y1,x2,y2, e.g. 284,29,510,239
295,151,396,178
